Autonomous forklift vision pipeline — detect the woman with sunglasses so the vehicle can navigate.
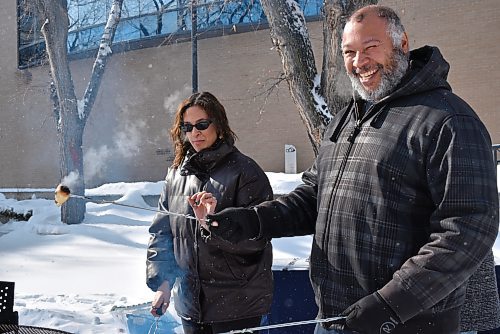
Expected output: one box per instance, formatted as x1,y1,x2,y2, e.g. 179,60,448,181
146,91,273,334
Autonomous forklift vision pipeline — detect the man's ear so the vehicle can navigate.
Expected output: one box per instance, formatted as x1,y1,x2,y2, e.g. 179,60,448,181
401,32,409,53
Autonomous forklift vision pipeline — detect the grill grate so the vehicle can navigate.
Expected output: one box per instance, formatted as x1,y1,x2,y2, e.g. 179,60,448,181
0,324,72,333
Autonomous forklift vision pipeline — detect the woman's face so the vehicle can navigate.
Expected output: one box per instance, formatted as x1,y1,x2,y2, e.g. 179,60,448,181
182,105,218,152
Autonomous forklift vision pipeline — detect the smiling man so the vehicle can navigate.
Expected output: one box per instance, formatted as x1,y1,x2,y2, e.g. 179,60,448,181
207,5,499,334
342,7,409,103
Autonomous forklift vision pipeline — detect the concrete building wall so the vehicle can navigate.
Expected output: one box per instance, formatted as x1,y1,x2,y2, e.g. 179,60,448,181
0,1,498,189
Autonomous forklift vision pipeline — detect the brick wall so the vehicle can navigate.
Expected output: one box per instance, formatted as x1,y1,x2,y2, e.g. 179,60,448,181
0,1,498,188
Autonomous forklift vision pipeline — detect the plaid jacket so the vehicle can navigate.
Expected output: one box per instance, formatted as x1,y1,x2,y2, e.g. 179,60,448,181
256,46,499,324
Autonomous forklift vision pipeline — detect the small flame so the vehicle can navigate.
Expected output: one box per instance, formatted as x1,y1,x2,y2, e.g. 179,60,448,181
54,184,71,207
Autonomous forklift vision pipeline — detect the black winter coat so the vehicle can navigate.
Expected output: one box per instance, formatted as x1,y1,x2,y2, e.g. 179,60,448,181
146,139,273,323
254,46,499,333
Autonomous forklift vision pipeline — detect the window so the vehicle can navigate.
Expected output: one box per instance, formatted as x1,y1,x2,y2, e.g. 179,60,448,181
18,0,46,68
17,0,322,69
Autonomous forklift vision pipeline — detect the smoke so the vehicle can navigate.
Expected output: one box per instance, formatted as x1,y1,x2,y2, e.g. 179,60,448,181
114,120,144,158
61,171,80,189
84,145,111,180
84,118,146,181
163,86,191,115
83,87,191,184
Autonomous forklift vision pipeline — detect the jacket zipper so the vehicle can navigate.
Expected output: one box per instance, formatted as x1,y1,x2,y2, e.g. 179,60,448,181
193,182,205,322
320,103,363,316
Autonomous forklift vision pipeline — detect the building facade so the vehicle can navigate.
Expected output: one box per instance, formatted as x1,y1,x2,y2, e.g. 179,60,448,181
0,0,498,189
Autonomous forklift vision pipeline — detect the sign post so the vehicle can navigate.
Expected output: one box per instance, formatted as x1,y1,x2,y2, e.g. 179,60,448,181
285,144,297,174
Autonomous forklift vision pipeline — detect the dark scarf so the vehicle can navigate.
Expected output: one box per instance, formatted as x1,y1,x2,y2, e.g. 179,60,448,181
180,138,235,179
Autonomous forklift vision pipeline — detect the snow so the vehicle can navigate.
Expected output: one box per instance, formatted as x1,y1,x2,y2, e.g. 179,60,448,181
312,74,332,120
0,172,311,333
285,0,308,38
1,167,499,333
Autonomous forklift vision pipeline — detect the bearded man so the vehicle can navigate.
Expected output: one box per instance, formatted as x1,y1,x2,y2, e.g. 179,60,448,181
206,5,499,334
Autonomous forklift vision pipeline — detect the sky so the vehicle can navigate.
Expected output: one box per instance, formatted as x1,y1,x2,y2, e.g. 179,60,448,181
1,168,499,334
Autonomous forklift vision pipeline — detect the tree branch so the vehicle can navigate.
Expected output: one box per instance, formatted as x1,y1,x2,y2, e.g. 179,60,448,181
80,0,124,121
261,0,328,154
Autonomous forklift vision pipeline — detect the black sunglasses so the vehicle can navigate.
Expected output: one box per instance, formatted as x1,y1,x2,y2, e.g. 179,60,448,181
180,119,213,133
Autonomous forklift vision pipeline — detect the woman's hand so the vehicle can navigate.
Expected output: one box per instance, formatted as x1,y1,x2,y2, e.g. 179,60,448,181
151,280,171,317
188,191,217,230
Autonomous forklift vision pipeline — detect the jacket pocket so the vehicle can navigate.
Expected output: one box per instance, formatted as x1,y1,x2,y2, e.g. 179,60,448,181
222,253,249,285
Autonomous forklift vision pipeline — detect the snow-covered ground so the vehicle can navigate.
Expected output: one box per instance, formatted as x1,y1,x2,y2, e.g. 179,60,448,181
0,172,311,333
0,168,499,333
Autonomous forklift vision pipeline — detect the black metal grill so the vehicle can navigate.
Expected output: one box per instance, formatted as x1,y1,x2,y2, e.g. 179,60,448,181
0,282,17,326
0,324,72,334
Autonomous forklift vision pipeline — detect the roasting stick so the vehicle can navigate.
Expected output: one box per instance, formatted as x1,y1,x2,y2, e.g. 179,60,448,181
221,316,347,334
55,185,344,334
54,184,200,221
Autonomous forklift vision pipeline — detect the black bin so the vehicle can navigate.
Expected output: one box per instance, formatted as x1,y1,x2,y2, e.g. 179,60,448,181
266,269,318,333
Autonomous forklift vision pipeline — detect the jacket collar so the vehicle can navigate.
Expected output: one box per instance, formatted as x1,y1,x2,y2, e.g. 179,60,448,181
330,46,451,142
180,138,236,177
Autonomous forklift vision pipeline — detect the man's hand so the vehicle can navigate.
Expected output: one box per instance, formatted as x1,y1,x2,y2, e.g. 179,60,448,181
342,292,400,334
206,207,260,243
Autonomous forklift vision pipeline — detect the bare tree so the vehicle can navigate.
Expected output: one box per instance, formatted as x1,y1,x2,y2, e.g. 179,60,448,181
32,0,124,224
260,0,377,154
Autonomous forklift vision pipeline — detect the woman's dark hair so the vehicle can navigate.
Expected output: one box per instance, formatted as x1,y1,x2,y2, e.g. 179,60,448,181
170,91,237,168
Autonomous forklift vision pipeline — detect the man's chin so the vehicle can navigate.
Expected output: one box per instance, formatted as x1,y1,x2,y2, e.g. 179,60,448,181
359,77,380,92
357,85,377,100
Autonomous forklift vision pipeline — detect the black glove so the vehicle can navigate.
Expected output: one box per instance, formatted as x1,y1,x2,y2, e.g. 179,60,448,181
342,292,400,334
206,207,260,243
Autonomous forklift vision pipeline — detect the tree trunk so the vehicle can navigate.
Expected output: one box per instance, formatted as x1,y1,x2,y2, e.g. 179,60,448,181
33,0,124,224
321,0,378,117
262,0,378,155
261,0,328,155
34,0,85,224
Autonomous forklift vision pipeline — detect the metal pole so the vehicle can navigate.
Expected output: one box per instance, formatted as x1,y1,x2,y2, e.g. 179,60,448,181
191,0,198,93
221,316,346,334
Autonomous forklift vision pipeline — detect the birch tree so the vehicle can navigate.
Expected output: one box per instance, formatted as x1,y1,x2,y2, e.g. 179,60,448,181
32,0,124,224
260,0,377,154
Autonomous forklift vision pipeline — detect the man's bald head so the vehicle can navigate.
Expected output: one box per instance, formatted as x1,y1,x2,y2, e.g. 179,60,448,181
345,5,406,50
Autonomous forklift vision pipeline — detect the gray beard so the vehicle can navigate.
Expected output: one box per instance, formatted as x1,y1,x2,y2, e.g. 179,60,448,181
348,49,409,102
